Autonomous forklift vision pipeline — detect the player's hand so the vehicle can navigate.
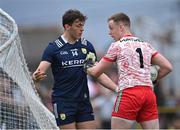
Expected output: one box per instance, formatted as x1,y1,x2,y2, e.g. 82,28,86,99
114,86,120,95
83,59,95,73
32,69,47,82
83,52,96,72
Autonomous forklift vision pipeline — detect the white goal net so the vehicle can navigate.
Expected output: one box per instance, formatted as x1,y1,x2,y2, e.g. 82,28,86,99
0,8,59,129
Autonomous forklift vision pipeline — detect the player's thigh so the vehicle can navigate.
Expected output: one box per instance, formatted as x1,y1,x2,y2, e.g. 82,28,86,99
111,116,135,129
140,119,159,129
76,100,95,123
53,100,77,126
59,122,76,129
77,120,96,129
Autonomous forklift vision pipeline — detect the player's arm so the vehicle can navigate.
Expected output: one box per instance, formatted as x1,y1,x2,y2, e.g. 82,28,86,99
87,58,112,77
32,61,51,82
96,73,119,93
87,59,119,93
151,53,172,80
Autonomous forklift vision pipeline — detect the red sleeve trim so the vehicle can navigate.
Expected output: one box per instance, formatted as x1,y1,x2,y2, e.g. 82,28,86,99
102,57,116,62
152,51,158,58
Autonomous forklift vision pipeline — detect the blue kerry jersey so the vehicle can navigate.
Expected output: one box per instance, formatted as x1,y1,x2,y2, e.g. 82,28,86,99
42,36,97,102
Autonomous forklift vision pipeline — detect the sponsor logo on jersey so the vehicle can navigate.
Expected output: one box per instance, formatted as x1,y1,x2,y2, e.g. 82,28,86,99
60,51,68,55
61,59,85,68
120,38,143,42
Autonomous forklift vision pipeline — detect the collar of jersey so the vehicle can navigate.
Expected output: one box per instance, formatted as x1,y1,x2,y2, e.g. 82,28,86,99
61,35,68,43
123,34,133,37
61,35,79,44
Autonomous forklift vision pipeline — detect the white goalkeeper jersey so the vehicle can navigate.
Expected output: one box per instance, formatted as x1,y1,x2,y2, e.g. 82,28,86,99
103,35,158,91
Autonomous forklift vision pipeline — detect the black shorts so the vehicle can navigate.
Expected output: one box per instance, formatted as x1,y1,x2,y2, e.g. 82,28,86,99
53,99,94,126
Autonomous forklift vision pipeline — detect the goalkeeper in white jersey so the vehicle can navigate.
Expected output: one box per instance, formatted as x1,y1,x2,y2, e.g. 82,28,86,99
85,12,172,129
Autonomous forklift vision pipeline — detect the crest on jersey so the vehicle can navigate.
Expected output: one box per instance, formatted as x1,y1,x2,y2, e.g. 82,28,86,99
60,113,66,120
81,48,87,54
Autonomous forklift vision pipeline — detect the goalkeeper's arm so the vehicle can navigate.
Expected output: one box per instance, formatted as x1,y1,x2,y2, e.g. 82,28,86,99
96,73,120,94
83,58,95,73
151,53,172,80
84,59,119,94
83,52,96,72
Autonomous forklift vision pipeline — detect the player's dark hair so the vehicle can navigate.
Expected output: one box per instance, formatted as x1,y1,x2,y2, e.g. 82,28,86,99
62,9,87,27
108,12,130,27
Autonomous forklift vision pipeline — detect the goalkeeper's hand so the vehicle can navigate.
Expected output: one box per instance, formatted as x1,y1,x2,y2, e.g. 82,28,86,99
84,52,96,73
83,58,95,73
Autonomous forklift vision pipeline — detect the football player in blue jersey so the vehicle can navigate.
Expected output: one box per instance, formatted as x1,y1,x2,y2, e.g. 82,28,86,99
32,9,119,129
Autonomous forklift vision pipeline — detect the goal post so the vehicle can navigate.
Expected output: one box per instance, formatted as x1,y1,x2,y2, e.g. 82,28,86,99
0,8,59,129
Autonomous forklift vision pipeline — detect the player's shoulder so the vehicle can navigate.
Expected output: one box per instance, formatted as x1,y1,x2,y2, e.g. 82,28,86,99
48,37,66,49
80,37,92,46
80,37,96,53
110,41,120,48
80,37,95,49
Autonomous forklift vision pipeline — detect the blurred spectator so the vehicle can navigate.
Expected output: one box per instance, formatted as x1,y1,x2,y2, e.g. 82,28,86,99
92,87,116,129
88,75,101,99
168,116,180,129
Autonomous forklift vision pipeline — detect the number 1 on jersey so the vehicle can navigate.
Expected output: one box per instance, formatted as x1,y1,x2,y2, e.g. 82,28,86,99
136,48,144,68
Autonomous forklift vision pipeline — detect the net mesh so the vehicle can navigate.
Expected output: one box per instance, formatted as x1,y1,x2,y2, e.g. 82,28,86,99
0,8,58,129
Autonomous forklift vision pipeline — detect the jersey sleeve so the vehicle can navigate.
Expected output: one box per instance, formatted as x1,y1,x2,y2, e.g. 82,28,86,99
147,43,158,59
103,42,119,62
41,42,55,63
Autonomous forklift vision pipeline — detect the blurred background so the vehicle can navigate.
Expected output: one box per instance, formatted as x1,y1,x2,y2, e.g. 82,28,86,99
1,0,180,129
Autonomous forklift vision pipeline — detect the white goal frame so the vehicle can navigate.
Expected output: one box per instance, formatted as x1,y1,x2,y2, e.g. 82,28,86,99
0,8,59,129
